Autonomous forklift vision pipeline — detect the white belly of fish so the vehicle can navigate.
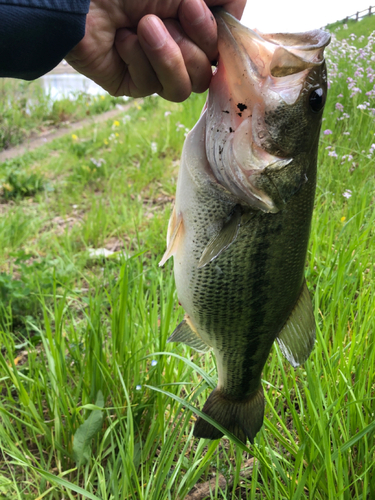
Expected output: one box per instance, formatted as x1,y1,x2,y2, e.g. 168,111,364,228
172,112,235,349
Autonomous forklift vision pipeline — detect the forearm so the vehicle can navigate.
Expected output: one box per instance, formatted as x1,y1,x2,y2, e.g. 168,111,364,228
0,0,247,100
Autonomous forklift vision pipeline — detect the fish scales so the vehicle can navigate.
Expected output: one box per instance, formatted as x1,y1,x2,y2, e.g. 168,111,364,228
188,136,315,397
160,10,330,443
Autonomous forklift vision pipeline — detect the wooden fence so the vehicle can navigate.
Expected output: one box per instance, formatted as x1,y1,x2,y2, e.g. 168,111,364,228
342,5,375,23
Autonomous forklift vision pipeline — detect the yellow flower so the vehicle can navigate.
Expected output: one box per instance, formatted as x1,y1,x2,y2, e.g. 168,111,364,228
71,134,78,141
13,356,22,366
341,216,346,222
115,132,119,137
113,120,120,127
104,138,109,145
100,95,105,100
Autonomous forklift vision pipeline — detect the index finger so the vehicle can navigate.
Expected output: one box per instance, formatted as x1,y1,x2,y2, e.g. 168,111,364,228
178,0,218,62
178,0,247,65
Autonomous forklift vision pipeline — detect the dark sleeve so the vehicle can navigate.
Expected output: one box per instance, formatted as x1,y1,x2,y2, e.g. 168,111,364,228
0,1,90,79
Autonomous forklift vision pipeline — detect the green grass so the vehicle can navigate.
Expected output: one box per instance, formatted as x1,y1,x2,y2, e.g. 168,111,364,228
0,19,374,500
327,12,375,40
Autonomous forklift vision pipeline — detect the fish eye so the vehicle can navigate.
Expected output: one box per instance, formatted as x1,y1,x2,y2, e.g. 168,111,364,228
309,88,325,113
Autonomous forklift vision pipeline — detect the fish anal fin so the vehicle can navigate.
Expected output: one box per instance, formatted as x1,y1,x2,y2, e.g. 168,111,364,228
276,280,316,368
167,315,211,353
198,206,241,269
159,207,183,267
194,386,264,444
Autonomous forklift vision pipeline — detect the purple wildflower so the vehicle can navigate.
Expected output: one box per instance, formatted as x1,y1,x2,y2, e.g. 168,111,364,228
342,154,353,162
350,88,362,98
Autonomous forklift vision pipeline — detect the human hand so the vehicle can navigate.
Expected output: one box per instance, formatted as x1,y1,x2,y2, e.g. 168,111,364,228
65,0,246,102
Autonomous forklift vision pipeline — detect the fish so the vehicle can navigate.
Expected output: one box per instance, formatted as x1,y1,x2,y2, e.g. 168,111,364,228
159,9,330,444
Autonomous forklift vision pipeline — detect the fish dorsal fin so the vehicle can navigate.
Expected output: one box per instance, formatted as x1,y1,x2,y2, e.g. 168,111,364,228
276,280,315,367
159,207,183,267
168,315,211,353
198,206,241,268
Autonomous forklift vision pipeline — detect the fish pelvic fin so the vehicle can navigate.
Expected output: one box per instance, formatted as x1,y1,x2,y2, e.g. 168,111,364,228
159,207,183,267
276,280,316,367
168,315,211,353
193,386,264,444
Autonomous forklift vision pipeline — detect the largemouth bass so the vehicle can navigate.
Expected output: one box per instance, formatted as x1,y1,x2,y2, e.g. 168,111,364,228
160,10,330,444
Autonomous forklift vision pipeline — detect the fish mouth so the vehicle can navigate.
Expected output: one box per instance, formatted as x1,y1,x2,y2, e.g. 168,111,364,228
212,8,330,102
205,10,330,212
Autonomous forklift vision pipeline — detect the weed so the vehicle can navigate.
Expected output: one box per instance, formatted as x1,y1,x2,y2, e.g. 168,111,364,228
0,20,374,498
0,78,125,152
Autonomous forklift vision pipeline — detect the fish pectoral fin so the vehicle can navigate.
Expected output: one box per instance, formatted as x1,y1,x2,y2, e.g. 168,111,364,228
168,315,211,353
159,207,183,267
276,280,316,367
198,206,241,269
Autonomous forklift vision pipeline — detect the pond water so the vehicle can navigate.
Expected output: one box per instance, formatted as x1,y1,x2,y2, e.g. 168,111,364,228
40,73,106,100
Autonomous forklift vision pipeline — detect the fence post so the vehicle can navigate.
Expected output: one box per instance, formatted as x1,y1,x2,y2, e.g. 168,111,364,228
355,11,359,21
369,6,372,16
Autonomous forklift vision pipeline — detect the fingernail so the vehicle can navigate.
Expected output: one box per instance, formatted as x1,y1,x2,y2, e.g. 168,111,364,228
141,15,167,50
181,0,206,26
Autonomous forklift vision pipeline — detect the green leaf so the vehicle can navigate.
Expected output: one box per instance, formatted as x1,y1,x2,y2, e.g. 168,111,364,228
73,390,104,465
331,419,375,461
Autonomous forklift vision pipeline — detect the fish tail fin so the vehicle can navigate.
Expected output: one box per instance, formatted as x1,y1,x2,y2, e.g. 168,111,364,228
193,386,264,444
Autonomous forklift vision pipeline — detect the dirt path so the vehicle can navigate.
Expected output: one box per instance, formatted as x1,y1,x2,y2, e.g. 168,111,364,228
0,103,134,163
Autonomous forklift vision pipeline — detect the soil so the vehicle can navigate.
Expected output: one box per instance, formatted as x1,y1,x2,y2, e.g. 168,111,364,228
0,105,134,163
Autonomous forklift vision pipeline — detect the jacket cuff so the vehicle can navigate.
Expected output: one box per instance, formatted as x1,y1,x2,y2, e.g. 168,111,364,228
0,5,88,79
